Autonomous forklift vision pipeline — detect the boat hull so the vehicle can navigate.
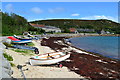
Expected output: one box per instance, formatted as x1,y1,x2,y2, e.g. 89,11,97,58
12,40,32,44
30,53,70,65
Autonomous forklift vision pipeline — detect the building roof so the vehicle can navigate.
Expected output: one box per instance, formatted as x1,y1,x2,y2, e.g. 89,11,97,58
29,23,61,32
29,23,45,28
69,28,77,32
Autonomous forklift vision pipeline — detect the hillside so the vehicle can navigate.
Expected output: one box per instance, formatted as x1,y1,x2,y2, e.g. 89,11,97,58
2,12,45,36
30,19,120,34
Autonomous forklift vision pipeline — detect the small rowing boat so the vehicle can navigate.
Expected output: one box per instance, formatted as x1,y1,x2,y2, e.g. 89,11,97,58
30,51,70,65
13,35,32,40
8,36,32,44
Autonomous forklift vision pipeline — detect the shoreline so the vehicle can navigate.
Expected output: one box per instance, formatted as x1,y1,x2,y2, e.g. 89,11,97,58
1,33,120,39
1,35,120,79
65,34,120,38
41,37,120,79
67,41,119,61
68,36,119,61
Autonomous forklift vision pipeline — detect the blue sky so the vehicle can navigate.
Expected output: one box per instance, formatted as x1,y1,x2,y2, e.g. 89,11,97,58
2,2,118,22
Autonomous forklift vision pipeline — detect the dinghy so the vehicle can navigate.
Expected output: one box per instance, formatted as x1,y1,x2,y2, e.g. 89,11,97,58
12,45,39,54
30,51,70,65
13,35,32,40
8,36,32,44
23,32,39,40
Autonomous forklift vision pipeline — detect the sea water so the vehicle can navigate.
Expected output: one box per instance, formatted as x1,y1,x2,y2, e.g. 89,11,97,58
70,36,119,60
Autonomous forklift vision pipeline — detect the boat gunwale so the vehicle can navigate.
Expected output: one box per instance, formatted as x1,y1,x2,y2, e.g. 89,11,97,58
37,51,65,56
30,53,71,61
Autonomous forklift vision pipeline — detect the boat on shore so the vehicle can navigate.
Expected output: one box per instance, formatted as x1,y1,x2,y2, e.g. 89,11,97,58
30,51,70,65
8,36,32,44
13,35,32,40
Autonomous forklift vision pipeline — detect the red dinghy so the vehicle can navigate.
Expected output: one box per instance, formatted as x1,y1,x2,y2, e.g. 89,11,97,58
8,36,32,44
8,36,20,41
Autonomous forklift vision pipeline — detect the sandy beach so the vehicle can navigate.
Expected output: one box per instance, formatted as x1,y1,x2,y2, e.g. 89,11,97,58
3,37,120,79
4,39,85,78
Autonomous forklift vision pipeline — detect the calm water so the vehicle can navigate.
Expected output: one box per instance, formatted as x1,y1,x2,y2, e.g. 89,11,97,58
70,36,119,60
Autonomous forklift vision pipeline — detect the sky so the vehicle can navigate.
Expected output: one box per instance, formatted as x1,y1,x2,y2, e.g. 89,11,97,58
2,2,118,22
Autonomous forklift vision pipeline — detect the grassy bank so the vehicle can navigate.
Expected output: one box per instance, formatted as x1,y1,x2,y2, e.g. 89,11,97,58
3,52,15,67
12,49,34,56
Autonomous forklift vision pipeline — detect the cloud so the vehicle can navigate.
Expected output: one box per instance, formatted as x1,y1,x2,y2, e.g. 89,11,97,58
5,4,14,12
71,13,80,16
48,8,64,13
31,7,43,14
28,18,44,22
81,15,118,22
28,17,73,22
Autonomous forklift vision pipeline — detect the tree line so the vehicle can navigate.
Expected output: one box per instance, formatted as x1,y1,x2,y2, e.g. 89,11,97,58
2,12,45,36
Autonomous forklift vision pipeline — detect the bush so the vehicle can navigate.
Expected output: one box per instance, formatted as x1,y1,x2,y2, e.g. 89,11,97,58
3,53,13,61
10,62,15,67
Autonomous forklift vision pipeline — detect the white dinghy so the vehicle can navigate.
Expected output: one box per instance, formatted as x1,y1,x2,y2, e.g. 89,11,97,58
29,51,70,65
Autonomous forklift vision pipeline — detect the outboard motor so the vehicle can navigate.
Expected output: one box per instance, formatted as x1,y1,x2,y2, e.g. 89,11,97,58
34,48,39,54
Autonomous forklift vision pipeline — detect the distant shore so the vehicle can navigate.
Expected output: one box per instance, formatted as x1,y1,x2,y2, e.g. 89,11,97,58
1,33,120,39
38,33,120,38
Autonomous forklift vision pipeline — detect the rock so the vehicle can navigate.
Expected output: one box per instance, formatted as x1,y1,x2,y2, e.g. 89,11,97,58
0,42,13,79
2,38,12,44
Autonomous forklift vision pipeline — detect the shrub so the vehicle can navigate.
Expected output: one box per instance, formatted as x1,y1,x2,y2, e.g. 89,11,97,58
3,53,13,61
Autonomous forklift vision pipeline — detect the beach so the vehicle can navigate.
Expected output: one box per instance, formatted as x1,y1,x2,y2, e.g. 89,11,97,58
3,39,84,78
2,36,120,79
41,37,120,79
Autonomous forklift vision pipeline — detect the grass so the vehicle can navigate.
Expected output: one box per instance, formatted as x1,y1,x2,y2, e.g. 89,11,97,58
10,62,16,67
3,53,13,61
3,42,13,47
3,53,15,67
27,42,35,46
12,49,34,56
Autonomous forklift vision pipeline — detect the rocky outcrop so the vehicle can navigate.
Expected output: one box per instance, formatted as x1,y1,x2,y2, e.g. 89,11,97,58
0,42,13,79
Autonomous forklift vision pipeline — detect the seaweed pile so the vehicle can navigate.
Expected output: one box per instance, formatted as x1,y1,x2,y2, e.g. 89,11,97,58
41,37,120,79
41,37,68,51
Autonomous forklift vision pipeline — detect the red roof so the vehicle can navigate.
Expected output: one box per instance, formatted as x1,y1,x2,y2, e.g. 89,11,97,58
37,25,45,27
69,28,76,32
29,23,45,28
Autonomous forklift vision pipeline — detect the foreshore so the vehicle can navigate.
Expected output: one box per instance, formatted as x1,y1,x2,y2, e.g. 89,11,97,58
2,37,84,79
1,35,120,79
41,37,120,79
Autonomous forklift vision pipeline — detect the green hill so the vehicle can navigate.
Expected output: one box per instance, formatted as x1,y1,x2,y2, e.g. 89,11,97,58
2,12,45,36
2,11,120,35
30,19,120,34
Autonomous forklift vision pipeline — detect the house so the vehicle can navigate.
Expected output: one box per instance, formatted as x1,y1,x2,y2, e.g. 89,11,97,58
29,23,61,33
69,28,78,34
101,30,111,34
101,29,106,34
106,31,110,34
77,28,95,32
